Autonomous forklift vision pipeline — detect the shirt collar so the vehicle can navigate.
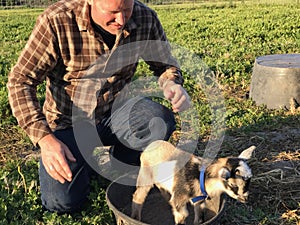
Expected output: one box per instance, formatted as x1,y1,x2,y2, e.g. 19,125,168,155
121,18,137,38
76,0,90,31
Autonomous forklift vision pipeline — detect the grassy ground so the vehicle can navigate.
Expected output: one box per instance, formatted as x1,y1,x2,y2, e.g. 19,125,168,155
0,2,300,225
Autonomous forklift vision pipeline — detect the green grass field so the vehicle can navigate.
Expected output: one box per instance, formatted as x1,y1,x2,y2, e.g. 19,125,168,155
0,2,300,224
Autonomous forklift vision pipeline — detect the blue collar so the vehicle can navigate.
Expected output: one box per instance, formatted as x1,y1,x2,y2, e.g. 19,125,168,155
191,169,209,203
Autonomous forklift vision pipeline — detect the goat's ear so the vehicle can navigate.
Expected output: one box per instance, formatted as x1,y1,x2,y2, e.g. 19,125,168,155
219,167,231,180
238,145,256,160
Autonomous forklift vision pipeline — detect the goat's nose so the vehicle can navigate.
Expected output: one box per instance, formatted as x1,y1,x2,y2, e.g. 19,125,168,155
238,196,247,203
238,193,249,203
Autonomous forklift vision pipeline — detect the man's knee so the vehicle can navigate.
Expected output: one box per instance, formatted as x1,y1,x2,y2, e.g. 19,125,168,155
137,98,176,141
115,97,176,141
39,160,91,214
41,190,88,214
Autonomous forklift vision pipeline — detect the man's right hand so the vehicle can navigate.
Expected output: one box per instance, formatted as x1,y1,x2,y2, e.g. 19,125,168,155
38,134,76,184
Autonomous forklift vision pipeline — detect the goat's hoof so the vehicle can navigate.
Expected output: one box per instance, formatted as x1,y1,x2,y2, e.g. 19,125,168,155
131,202,141,219
130,211,140,221
194,218,203,225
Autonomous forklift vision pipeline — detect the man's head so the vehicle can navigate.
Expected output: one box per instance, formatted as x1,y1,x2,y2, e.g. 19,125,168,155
88,0,134,35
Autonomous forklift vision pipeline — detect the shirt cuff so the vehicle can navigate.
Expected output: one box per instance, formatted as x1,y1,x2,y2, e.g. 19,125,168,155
158,67,184,89
24,120,53,146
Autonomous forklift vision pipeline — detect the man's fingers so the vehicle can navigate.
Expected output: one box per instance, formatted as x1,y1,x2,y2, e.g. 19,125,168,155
45,151,73,183
172,96,184,111
39,134,75,184
170,87,191,112
64,147,76,162
55,154,73,181
46,163,67,183
172,95,191,112
171,88,184,104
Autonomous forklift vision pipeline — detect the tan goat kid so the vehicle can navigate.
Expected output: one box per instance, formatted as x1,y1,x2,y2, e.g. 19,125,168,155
131,140,255,224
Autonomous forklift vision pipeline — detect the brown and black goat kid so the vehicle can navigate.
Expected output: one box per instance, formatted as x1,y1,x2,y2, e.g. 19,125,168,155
131,140,255,225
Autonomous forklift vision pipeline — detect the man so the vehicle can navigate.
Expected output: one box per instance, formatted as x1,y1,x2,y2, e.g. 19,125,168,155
7,0,191,214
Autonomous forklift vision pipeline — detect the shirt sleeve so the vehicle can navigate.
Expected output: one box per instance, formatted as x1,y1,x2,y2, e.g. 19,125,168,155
7,13,58,146
142,10,184,88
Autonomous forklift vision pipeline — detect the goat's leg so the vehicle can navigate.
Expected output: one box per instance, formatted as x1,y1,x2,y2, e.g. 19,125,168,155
193,202,204,225
131,167,153,221
131,185,152,220
170,196,189,224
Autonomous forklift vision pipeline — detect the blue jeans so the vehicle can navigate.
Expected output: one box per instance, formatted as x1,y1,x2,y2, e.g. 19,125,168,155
39,97,176,213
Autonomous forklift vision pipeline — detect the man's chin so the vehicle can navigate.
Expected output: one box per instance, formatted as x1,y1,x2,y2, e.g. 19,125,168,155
106,24,123,34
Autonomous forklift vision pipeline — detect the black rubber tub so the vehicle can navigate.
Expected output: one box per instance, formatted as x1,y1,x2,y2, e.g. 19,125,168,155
106,175,226,225
250,54,300,109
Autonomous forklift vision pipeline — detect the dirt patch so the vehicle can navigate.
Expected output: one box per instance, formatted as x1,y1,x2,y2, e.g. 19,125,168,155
0,126,36,163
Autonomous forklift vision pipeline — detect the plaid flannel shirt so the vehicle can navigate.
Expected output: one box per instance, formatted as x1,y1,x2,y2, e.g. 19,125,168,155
7,0,183,146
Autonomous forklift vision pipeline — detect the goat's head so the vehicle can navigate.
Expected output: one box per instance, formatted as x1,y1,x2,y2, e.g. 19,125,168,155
206,146,255,203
